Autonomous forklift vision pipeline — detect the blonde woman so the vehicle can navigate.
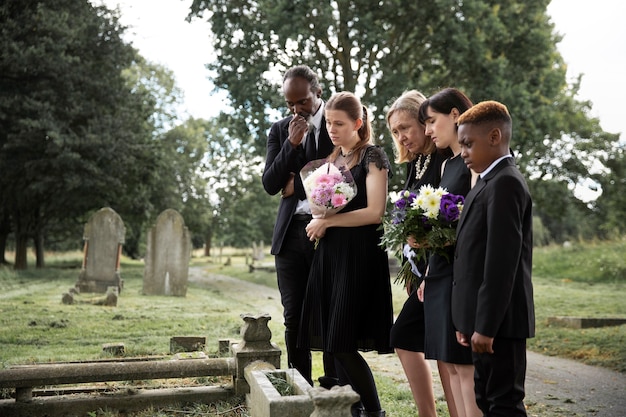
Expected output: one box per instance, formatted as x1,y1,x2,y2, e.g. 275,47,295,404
387,90,450,417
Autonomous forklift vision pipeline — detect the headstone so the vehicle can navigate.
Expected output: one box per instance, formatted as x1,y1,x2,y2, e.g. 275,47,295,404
218,339,232,356
252,241,265,261
61,292,74,305
62,286,118,306
547,316,626,329
76,207,125,294
170,336,206,353
143,209,191,296
102,342,125,356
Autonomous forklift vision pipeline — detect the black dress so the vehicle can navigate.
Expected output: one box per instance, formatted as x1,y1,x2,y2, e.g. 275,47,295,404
298,146,394,354
423,154,472,363
389,151,446,352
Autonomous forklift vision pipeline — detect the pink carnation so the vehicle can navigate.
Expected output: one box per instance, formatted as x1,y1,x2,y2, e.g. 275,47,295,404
315,173,342,187
330,193,347,208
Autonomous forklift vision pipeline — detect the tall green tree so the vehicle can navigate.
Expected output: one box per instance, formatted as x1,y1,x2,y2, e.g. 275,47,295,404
156,118,214,251
0,0,161,268
594,144,626,239
188,0,621,242
202,114,278,249
114,58,186,259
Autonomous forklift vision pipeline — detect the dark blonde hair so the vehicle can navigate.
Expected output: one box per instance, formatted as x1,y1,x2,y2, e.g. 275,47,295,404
386,90,436,164
325,91,373,167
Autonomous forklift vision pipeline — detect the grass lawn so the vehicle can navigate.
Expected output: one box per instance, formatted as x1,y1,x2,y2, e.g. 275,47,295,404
0,239,624,416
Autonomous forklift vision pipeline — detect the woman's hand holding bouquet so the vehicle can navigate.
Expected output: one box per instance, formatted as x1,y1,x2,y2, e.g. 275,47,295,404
300,159,357,247
381,184,464,286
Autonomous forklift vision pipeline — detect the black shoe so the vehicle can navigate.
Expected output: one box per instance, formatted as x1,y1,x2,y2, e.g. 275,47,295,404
360,411,386,417
318,375,340,389
351,405,364,417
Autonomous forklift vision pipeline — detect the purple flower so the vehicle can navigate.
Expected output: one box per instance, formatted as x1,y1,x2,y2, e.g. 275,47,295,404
311,185,334,206
394,191,417,210
392,210,407,225
439,194,463,223
395,199,408,210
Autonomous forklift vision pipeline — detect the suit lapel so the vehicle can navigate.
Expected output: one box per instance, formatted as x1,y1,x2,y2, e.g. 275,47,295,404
457,158,515,234
317,117,334,157
457,178,486,233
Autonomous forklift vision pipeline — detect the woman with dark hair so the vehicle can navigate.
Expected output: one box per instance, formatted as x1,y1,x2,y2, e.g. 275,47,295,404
386,90,450,417
416,88,481,417
299,91,393,417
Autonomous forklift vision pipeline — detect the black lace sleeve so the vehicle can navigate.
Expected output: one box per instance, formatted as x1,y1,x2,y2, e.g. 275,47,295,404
363,145,393,178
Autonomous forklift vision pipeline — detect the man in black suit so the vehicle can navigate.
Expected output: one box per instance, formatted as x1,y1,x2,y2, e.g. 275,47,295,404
262,65,336,387
452,101,535,416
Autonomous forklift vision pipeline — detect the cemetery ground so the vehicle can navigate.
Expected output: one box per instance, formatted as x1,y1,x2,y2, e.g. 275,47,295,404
0,239,625,416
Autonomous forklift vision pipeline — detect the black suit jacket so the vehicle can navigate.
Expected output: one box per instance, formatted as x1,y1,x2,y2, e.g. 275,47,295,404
451,157,535,339
262,115,334,255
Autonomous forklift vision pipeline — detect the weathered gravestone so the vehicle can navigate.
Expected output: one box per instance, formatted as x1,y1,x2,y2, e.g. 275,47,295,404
143,209,191,296
75,207,125,294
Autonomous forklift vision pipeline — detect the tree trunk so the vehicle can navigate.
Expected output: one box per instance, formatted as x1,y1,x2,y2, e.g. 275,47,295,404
204,231,211,257
14,233,28,270
0,214,10,265
0,231,8,265
35,232,45,268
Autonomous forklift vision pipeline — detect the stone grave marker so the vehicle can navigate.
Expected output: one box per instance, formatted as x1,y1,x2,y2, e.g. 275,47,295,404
75,207,125,294
143,209,191,296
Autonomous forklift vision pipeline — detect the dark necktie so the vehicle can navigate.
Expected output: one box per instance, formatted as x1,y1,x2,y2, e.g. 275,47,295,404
304,128,317,161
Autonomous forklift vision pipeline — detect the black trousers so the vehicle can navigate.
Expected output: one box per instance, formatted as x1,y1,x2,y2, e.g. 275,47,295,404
473,337,528,416
275,216,335,385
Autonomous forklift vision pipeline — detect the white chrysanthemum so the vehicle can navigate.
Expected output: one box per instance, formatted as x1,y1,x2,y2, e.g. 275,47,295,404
303,176,315,193
434,187,447,198
422,193,441,215
335,183,356,200
425,206,439,219
418,184,436,197
412,195,426,210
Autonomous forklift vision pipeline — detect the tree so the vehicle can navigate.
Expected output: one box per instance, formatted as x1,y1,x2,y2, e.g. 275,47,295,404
188,0,621,241
113,57,186,259
157,118,214,251
202,114,278,249
0,0,162,267
594,144,626,239
528,178,597,243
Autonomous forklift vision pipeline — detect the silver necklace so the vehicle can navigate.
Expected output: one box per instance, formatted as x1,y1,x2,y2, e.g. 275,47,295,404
341,148,355,157
415,154,432,180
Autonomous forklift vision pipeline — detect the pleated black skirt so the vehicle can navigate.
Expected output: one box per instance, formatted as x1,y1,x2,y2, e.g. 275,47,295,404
298,224,393,354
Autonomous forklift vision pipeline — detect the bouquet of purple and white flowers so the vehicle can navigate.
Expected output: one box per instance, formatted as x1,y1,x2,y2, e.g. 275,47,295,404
381,184,464,286
300,159,356,219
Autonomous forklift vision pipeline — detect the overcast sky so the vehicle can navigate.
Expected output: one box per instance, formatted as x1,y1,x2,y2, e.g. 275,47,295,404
97,0,625,137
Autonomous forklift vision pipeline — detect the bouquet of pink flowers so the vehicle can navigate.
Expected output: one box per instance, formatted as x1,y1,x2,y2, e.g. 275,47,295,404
380,184,464,286
300,159,357,220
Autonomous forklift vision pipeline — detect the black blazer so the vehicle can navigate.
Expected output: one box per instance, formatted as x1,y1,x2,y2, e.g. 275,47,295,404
451,157,535,339
262,115,334,255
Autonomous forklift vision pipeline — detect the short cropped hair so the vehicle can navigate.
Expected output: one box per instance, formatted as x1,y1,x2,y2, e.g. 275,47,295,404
457,100,511,126
457,100,512,141
283,65,321,94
